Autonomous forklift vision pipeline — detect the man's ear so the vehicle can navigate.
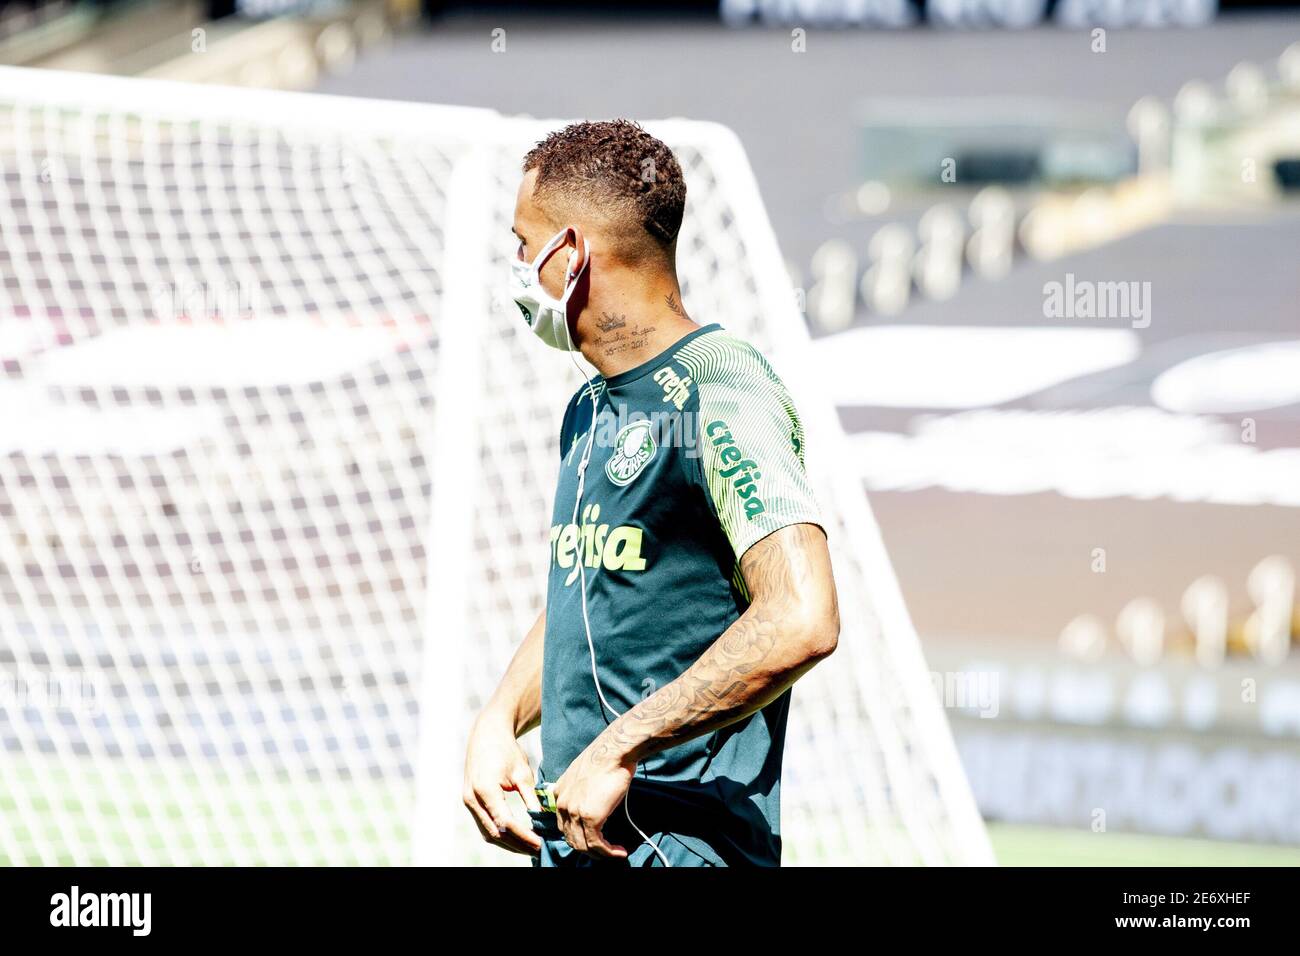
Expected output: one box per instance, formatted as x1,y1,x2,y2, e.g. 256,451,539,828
562,225,591,319
563,225,589,281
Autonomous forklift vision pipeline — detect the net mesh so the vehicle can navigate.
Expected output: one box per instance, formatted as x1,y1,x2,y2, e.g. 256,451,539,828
0,72,990,865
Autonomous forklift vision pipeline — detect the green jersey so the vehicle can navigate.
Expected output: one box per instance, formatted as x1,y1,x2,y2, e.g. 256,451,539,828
540,323,822,866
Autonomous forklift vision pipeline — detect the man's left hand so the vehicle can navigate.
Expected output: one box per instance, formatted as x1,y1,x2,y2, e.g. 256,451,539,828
551,742,636,859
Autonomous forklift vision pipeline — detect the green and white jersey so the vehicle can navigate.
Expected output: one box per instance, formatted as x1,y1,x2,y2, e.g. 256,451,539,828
540,323,822,866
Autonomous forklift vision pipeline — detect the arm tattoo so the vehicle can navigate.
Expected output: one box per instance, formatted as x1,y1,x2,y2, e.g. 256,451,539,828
594,524,830,765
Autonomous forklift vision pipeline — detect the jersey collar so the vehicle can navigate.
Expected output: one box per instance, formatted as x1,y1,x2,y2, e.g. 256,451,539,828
600,323,722,391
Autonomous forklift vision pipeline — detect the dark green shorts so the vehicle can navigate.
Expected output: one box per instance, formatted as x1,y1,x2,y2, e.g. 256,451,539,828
529,810,724,868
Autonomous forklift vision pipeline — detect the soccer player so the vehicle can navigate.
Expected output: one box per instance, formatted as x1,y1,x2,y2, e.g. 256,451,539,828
462,120,839,867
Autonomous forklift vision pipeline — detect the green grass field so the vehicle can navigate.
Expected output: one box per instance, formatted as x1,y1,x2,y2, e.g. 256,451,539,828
5,753,1298,865
989,823,1300,866
0,756,411,866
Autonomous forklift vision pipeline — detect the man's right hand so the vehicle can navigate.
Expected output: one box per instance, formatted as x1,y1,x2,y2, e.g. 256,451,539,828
463,712,544,856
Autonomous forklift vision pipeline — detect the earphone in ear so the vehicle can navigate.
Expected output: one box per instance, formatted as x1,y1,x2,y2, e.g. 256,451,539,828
564,227,584,281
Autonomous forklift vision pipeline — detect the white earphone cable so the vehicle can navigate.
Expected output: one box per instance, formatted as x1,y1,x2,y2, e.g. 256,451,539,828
563,298,671,868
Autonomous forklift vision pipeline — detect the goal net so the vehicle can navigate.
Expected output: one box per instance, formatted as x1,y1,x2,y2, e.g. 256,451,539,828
0,67,992,866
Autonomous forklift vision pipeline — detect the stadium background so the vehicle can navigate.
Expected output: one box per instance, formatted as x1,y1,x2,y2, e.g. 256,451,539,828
3,0,1299,865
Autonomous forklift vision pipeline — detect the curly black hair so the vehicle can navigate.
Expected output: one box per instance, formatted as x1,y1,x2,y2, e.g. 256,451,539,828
523,119,686,261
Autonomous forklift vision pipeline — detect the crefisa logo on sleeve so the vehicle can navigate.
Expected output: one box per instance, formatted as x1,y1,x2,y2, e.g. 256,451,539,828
50,885,151,937
706,420,767,519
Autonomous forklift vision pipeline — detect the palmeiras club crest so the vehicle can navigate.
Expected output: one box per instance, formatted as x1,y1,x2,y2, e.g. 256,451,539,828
605,421,657,486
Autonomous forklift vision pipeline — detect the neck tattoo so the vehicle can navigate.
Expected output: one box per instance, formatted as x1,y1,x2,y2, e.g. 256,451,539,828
597,311,627,332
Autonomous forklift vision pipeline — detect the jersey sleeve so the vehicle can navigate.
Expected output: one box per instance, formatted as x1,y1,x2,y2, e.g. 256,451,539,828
687,339,823,561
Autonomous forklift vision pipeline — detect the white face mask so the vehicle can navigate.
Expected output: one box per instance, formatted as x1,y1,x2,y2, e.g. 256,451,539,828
507,229,590,351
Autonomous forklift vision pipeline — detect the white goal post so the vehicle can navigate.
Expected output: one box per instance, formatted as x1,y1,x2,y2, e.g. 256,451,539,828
0,67,992,866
